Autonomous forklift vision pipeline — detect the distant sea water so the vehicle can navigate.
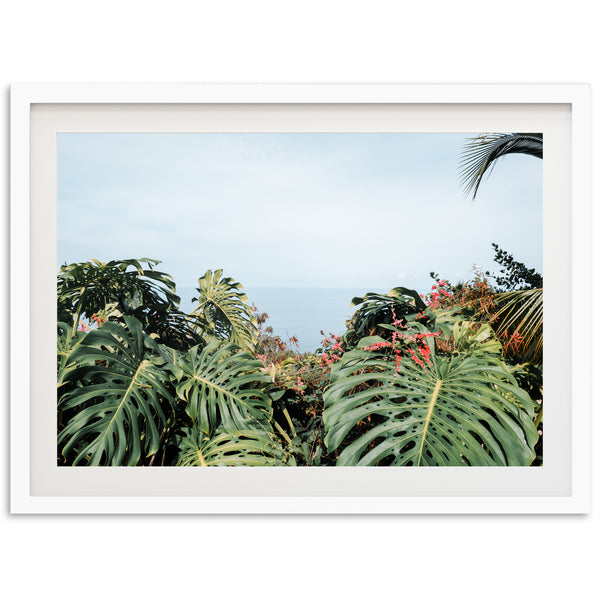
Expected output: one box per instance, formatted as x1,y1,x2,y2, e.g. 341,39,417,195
177,286,368,353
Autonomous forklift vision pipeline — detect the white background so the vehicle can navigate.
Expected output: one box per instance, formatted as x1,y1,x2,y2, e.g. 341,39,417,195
1,2,596,599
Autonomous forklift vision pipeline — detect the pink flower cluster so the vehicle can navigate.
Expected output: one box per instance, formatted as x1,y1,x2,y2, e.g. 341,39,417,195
502,330,524,353
291,365,310,396
91,313,106,326
321,334,343,366
361,340,393,352
256,353,268,366
421,279,452,309
361,323,440,373
406,343,432,368
322,354,341,366
295,375,304,396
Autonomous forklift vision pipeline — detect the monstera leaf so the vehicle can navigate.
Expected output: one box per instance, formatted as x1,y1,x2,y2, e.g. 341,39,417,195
57,322,87,389
176,427,285,466
58,316,176,466
126,302,207,351
191,269,258,351
323,328,538,466
57,258,179,335
344,287,426,346
162,341,273,436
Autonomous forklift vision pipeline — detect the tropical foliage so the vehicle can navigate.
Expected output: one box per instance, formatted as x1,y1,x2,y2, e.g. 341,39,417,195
190,269,258,350
324,321,537,466
459,132,545,366
459,132,542,200
57,257,542,467
56,133,542,467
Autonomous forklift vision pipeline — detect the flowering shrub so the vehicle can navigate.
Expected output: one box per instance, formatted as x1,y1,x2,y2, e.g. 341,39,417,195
360,309,440,373
91,313,106,326
319,333,343,366
252,305,298,366
420,278,453,309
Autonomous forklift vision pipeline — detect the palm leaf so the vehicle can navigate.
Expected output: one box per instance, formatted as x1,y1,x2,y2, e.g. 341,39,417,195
176,427,285,466
191,269,258,350
58,316,176,466
162,341,273,436
493,288,543,364
323,328,538,466
459,133,543,199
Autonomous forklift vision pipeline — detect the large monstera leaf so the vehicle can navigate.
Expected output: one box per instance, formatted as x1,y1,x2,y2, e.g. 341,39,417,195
57,258,179,335
323,332,538,466
191,269,258,350
163,341,273,436
344,287,426,346
58,316,175,466
177,427,286,466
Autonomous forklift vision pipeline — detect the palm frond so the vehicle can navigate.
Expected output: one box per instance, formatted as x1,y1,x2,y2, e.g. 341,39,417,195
459,133,543,199
493,288,543,364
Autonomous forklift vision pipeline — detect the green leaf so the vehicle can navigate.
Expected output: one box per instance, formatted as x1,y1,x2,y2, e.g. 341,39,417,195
493,288,543,364
164,341,273,435
57,258,179,335
176,427,286,466
344,287,426,346
58,316,176,466
459,133,543,199
57,322,86,389
191,269,258,350
323,332,538,466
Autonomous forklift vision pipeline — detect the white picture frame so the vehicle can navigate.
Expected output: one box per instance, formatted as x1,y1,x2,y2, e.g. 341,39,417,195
10,83,591,514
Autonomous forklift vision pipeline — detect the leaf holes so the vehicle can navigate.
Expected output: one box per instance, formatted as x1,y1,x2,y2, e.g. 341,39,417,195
400,440,416,453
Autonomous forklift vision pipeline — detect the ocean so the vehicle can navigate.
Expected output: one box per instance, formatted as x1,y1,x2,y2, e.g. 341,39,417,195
177,286,368,352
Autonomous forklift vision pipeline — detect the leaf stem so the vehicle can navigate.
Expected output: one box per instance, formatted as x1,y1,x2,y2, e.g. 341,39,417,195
273,419,293,445
71,287,87,336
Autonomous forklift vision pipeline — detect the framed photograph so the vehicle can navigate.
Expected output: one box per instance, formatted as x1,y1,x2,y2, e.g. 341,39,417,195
10,83,590,513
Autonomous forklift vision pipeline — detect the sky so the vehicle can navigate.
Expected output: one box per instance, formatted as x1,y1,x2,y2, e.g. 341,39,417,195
57,133,543,296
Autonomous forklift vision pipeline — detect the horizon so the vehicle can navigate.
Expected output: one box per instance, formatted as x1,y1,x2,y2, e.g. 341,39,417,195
58,132,542,296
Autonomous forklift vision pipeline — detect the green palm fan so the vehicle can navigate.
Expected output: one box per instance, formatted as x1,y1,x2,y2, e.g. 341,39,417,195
493,288,543,364
459,133,543,199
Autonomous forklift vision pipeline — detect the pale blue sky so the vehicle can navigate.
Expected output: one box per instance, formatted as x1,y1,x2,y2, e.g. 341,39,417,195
57,133,542,295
